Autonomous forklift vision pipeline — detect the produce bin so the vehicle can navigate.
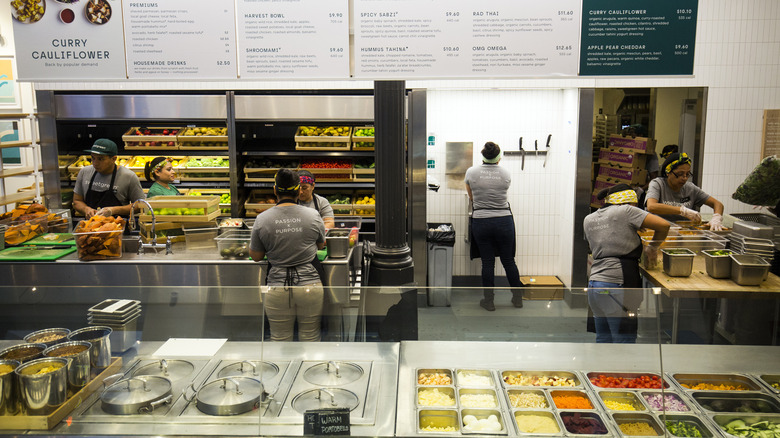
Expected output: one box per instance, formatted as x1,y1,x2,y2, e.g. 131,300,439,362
177,126,228,150
182,223,218,250
702,249,733,279
730,254,770,286
427,223,455,307
294,126,351,150
299,158,353,182
122,126,181,150
73,228,123,261
244,190,277,217
351,126,375,151
215,230,251,259
662,248,695,277
139,195,221,223
319,190,353,216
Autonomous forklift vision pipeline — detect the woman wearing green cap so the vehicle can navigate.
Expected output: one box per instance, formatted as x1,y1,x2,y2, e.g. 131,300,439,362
72,138,144,218
645,152,725,230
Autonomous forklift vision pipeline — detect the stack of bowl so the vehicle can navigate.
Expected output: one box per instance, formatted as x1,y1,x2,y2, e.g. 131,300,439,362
88,299,141,354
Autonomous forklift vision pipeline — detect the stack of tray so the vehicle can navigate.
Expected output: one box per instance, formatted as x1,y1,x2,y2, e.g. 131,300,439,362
88,299,141,353
727,233,775,262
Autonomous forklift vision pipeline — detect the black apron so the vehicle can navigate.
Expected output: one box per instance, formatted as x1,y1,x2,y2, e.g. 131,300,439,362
587,239,644,334
265,199,326,285
468,204,515,260
84,165,121,210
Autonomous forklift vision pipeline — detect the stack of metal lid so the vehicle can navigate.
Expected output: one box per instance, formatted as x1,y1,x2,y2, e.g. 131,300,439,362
88,299,141,352
728,220,775,262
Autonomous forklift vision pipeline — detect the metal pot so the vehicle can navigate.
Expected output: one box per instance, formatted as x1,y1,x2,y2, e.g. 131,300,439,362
23,328,71,347
15,357,69,415
184,376,267,416
0,359,21,415
101,375,172,415
44,341,92,390
0,343,47,364
68,326,112,368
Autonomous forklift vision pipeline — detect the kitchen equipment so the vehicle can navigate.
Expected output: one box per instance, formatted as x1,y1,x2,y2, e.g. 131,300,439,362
291,388,360,414
303,361,363,386
730,212,780,238
0,246,77,261
691,391,780,413
214,230,251,259
702,249,733,279
730,254,770,286
100,376,173,415
184,376,268,416
733,220,775,239
133,359,195,382
217,360,279,380
0,359,20,415
662,248,695,277
661,414,717,438
23,328,71,347
543,133,551,167
325,228,351,259
68,326,112,368
43,341,91,390
15,357,69,415
0,343,46,363
182,224,218,250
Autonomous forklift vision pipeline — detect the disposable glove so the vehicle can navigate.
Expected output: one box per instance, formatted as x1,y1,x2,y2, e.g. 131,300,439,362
679,206,702,223
709,213,724,231
96,207,113,217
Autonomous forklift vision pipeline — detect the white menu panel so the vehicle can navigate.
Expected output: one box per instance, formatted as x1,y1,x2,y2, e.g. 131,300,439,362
11,0,127,80
354,0,581,78
237,0,349,78
123,1,237,79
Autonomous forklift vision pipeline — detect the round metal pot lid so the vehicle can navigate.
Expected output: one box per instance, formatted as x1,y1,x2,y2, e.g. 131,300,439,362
196,377,264,415
132,359,194,381
102,376,172,407
292,388,359,414
303,361,363,386
218,360,278,380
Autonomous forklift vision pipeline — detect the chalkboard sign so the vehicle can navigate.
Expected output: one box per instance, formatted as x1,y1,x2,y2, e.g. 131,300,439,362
303,408,351,436
762,109,780,159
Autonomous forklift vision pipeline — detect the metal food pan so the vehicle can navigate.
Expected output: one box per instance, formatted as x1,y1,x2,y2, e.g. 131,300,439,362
586,372,669,390
460,408,507,435
597,390,648,412
418,408,460,434
671,373,763,392
612,412,664,436
710,414,780,438
639,391,694,413
757,374,780,394
507,389,552,410
417,386,457,409
455,369,495,387
513,410,563,435
691,391,780,413
559,410,612,436
417,368,454,386
549,389,596,410
457,388,499,409
661,414,717,438
501,370,581,388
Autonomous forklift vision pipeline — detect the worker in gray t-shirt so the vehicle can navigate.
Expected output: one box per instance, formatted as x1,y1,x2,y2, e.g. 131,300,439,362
584,183,669,343
250,169,326,342
646,152,725,231
297,170,335,228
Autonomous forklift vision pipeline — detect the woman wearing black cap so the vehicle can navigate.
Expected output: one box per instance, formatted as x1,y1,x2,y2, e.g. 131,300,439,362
584,184,669,343
646,152,725,230
465,141,523,311
144,157,180,198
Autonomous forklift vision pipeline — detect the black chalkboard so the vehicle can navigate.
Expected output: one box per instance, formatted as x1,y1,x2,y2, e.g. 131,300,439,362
303,408,351,436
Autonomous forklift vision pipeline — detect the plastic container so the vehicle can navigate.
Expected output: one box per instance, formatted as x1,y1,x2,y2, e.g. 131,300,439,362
215,230,251,259
662,248,695,277
702,249,734,279
73,228,123,261
730,254,770,286
183,224,218,250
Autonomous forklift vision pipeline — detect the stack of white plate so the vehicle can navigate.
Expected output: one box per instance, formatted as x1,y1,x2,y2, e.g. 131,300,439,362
728,233,775,262
88,299,141,353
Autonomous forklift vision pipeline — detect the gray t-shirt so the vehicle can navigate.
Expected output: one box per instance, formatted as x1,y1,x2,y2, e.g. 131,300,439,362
298,193,334,219
464,164,512,218
250,204,326,286
646,178,710,211
74,165,145,206
584,204,648,284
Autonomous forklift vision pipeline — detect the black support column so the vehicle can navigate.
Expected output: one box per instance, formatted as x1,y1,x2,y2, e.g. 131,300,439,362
369,81,415,286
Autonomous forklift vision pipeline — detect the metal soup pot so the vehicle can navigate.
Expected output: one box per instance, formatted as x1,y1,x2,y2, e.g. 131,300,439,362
101,376,173,415
184,377,267,416
14,357,69,415
0,359,21,415
44,341,92,390
68,326,112,368
24,328,71,348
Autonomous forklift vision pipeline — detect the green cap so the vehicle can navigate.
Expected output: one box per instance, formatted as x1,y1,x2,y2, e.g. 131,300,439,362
84,138,118,156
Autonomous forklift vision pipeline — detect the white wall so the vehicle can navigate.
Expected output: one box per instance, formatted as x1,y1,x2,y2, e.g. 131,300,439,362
19,0,780,283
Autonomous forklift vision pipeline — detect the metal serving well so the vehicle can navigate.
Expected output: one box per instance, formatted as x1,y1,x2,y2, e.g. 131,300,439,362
690,391,780,413
500,370,582,388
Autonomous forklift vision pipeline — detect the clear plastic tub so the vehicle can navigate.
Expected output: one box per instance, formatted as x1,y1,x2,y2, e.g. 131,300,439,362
215,230,251,259
182,224,218,250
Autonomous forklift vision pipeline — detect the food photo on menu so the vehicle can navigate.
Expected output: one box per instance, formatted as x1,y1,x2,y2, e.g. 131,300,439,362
11,0,112,25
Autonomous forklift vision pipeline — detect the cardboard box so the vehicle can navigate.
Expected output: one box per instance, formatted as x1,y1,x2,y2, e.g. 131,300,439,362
597,164,647,185
597,148,648,169
593,178,618,192
590,189,605,209
519,276,564,300
608,134,656,154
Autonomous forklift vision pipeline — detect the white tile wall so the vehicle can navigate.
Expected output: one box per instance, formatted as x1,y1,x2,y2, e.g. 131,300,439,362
30,0,780,284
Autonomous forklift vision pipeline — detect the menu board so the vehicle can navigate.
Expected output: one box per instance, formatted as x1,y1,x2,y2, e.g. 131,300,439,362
237,0,349,78
353,0,581,78
122,1,238,79
579,0,698,75
11,0,127,80
762,110,780,159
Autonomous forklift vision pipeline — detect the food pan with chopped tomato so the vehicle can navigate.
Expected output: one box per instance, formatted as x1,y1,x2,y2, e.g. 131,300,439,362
587,372,669,390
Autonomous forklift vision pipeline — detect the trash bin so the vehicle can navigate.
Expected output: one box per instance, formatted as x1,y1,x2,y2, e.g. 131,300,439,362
427,223,455,306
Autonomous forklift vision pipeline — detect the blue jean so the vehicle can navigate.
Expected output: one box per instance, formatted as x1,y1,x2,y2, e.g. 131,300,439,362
588,280,637,343
472,215,521,299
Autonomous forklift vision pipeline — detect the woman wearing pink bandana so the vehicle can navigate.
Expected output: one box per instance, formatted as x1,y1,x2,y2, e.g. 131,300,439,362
297,170,335,228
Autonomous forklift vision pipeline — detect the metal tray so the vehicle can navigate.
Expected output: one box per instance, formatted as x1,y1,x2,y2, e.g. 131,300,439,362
417,408,460,434
455,369,495,387
586,372,669,391
661,414,717,438
506,389,553,410
757,374,780,394
501,370,582,388
671,373,764,392
597,390,649,412
710,413,780,438
513,410,563,435
639,391,694,413
611,412,664,437
417,386,457,409
690,391,780,413
417,368,454,386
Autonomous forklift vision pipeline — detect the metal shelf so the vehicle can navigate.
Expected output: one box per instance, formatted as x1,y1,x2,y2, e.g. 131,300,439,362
242,150,375,158
243,182,375,189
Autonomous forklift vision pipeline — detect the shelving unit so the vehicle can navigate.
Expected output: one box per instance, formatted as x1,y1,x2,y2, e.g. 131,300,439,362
0,113,44,212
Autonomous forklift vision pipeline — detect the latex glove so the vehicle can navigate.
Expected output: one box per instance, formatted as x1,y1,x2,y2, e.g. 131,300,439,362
643,245,660,269
96,207,113,217
709,213,724,231
679,206,702,224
